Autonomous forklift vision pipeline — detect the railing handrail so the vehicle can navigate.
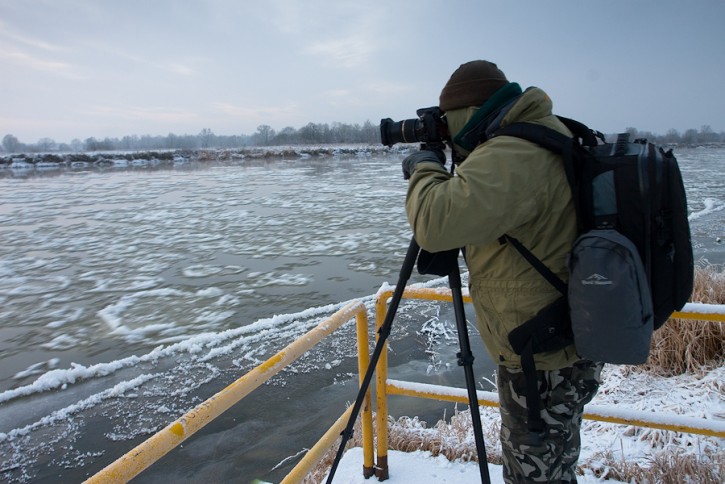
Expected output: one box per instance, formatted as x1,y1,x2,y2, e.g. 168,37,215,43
384,378,725,438
376,285,725,322
371,286,725,478
84,284,725,483
85,300,371,483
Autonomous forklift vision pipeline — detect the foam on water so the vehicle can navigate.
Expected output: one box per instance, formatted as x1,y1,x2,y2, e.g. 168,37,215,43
688,197,725,221
0,149,722,481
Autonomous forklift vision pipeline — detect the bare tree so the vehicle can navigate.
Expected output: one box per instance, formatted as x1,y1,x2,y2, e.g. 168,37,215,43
2,134,20,153
199,128,214,148
37,138,57,152
255,125,275,146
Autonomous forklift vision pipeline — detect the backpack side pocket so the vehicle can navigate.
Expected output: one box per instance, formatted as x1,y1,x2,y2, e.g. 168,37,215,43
568,229,654,364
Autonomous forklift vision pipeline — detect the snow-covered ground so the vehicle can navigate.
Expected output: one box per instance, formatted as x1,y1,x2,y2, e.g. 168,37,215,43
325,364,723,483
332,448,627,483
0,149,722,482
325,293,725,482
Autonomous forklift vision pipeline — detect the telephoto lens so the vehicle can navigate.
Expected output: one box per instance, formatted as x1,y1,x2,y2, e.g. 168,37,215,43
379,106,448,147
379,117,422,146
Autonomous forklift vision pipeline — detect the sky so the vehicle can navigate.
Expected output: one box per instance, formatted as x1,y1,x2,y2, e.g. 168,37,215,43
1,0,724,144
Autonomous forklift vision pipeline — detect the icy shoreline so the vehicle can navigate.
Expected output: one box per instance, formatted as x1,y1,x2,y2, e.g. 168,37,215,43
0,144,411,170
1,143,721,172
373,363,724,483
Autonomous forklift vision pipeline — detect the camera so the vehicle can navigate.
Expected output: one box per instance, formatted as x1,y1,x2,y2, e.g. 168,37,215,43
380,107,449,147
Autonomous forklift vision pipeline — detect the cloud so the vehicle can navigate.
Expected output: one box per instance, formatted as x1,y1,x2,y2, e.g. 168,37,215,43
84,105,200,123
262,0,382,69
0,20,85,80
0,115,68,139
0,27,61,52
367,81,413,96
306,33,377,69
86,40,200,78
318,81,414,110
0,49,85,80
264,0,308,35
167,63,196,76
212,102,301,120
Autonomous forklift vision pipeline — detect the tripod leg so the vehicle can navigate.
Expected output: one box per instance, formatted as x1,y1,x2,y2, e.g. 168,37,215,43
449,263,491,484
325,238,420,483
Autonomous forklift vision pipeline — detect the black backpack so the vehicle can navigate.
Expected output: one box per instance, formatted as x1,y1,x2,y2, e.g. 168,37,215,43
494,117,694,434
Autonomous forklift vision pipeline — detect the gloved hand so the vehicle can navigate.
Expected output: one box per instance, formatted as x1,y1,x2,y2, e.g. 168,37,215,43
401,149,446,180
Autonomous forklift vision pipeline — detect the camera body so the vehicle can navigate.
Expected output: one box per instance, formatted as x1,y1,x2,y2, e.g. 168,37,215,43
380,107,449,147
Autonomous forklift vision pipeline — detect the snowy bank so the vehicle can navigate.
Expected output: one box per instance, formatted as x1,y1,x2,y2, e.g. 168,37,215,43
374,363,724,483
0,144,414,169
330,448,627,483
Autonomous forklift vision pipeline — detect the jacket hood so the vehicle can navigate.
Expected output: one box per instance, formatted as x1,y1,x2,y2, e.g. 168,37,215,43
446,85,554,158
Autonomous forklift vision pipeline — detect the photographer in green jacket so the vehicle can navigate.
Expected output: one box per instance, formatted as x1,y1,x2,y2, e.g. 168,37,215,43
402,60,603,483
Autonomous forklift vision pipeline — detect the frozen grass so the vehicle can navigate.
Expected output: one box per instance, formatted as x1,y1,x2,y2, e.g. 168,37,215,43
643,261,725,376
587,449,724,484
307,263,725,482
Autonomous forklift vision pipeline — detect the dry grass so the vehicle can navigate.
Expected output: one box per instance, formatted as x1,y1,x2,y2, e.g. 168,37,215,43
310,406,724,482
585,262,725,481
588,448,725,484
308,263,724,482
305,408,502,482
301,418,364,484
386,408,502,465
642,261,725,376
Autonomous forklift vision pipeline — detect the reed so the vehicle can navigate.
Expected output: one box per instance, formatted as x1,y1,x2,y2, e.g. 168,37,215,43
643,261,725,375
588,448,724,484
308,263,724,482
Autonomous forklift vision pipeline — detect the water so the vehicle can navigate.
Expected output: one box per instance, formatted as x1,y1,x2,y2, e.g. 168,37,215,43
0,148,723,483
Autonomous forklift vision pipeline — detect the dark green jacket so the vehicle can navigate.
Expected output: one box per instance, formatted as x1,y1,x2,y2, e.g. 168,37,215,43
405,87,579,370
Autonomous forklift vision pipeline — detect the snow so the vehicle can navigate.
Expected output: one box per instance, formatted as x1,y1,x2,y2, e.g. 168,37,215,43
688,197,725,221
333,448,493,483
326,363,724,483
0,373,158,442
331,448,626,483
0,150,723,482
585,402,725,434
680,301,725,314
579,364,725,463
0,300,353,405
387,378,499,403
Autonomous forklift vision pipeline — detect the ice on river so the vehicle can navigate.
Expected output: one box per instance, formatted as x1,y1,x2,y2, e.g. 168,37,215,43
0,148,723,482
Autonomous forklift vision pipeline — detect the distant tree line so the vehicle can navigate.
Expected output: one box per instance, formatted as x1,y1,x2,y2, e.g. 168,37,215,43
621,125,723,146
1,122,722,154
1,121,380,154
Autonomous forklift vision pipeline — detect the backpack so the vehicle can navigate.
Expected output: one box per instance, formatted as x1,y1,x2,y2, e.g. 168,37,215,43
494,117,694,434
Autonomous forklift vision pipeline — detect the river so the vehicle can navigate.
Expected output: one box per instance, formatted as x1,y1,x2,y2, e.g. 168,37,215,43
0,147,723,482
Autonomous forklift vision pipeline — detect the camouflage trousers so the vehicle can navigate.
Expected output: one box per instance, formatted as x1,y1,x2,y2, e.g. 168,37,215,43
497,360,604,484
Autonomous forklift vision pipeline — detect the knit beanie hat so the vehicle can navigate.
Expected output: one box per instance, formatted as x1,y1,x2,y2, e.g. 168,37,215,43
439,60,509,112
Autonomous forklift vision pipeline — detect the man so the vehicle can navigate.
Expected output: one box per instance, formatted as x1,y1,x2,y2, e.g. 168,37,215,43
402,60,603,483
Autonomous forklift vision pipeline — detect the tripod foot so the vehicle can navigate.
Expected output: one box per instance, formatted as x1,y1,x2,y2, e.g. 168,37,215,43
374,455,389,481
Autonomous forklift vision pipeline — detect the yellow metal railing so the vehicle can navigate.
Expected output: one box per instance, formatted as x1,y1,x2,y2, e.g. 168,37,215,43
85,286,725,483
86,300,373,483
371,287,725,478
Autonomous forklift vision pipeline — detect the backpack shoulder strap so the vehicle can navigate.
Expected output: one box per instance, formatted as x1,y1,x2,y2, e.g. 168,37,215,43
499,235,567,294
493,121,578,205
554,116,604,147
493,120,587,233
491,121,582,293
494,121,571,155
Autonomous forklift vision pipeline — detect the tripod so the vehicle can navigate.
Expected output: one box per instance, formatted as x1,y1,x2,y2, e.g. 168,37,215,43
326,237,491,483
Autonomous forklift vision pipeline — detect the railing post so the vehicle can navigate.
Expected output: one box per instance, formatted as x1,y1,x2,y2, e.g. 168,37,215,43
281,407,355,484
374,292,391,480
85,301,365,484
355,310,375,478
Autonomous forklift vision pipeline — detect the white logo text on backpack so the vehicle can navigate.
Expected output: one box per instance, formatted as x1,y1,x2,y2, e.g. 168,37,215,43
581,273,613,285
